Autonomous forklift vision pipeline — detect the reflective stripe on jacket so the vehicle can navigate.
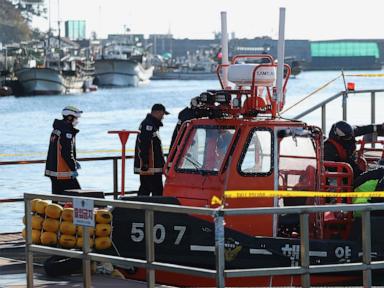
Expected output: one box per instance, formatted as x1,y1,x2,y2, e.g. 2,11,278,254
45,119,79,180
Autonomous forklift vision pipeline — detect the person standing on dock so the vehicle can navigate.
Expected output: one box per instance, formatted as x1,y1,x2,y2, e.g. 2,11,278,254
45,106,83,195
134,104,169,196
324,120,384,178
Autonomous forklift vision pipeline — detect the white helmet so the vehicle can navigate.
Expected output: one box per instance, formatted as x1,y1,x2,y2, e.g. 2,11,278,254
62,106,83,118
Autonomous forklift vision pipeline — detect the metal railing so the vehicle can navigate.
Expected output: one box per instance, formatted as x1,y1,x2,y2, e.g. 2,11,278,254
0,155,130,202
293,89,384,133
24,192,384,288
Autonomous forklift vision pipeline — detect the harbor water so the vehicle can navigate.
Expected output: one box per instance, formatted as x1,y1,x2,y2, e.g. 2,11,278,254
1,71,384,233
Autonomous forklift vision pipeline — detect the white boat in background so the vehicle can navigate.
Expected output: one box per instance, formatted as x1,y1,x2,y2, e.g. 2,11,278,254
94,42,154,87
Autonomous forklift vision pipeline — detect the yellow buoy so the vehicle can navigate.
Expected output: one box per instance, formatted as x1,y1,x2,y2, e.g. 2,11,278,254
45,203,63,219
42,218,60,232
22,229,41,244
23,215,44,230
35,200,50,215
77,226,95,237
31,198,42,212
61,208,74,222
95,209,112,224
95,223,112,237
95,237,112,250
60,221,76,235
32,215,44,230
76,237,94,248
40,231,57,246
59,235,76,249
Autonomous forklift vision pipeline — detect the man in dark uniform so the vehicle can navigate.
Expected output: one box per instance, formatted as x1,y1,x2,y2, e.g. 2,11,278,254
134,104,169,196
324,121,384,178
45,106,82,195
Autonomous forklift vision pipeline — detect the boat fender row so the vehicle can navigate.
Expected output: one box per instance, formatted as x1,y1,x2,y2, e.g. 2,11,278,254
23,199,113,250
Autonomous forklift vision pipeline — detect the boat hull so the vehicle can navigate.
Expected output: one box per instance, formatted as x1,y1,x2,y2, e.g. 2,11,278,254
110,196,384,287
15,68,65,96
94,59,153,87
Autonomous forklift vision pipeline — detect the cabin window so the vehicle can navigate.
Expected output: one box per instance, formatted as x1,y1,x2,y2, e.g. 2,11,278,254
279,135,317,191
239,129,272,175
177,126,235,174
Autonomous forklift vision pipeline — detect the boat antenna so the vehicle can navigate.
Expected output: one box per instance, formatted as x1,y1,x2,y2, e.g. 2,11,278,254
220,11,229,88
272,7,286,238
275,7,286,116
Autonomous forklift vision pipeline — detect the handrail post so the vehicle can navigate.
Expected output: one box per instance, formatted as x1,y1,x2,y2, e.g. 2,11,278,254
24,195,34,288
113,158,118,200
214,209,225,288
362,210,372,288
321,104,326,134
300,213,310,288
145,210,155,288
342,92,348,121
82,227,92,288
371,92,376,147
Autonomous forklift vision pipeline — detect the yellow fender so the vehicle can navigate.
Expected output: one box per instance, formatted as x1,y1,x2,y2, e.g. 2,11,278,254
40,231,57,246
77,226,95,237
76,237,94,248
95,236,112,250
95,224,112,237
23,215,44,230
95,209,112,224
31,198,42,212
35,200,50,215
42,218,60,232
61,208,74,222
45,204,63,219
60,221,76,235
22,228,41,244
59,235,76,249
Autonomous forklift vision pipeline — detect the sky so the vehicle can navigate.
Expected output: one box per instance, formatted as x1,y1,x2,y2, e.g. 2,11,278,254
32,0,384,40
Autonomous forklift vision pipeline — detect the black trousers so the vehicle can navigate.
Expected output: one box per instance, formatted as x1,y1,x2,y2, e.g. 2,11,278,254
50,177,81,195
139,174,163,196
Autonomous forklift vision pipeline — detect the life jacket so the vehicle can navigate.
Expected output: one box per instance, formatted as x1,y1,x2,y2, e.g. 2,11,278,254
327,139,348,161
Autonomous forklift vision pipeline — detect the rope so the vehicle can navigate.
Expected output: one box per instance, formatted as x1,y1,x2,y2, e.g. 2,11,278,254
280,74,342,115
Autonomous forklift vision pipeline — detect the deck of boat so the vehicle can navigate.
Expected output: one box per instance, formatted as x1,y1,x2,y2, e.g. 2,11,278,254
0,232,172,287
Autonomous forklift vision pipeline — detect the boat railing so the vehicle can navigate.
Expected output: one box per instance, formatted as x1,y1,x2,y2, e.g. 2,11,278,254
23,192,383,288
0,155,134,203
293,88,384,133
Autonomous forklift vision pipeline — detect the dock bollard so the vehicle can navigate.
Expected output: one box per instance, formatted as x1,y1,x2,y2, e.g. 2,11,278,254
108,130,139,197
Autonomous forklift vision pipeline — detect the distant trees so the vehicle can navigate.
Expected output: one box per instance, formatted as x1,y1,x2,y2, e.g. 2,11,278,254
0,0,46,44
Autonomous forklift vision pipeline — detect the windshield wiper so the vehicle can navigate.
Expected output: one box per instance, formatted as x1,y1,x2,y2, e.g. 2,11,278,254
184,153,202,170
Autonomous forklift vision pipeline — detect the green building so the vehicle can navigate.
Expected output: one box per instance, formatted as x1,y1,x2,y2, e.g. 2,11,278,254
65,20,86,41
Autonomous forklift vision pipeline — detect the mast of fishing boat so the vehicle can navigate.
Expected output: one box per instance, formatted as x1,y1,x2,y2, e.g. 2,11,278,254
273,7,286,237
220,11,229,88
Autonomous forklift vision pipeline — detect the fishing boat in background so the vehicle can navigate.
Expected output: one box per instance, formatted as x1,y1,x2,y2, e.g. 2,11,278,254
94,39,154,87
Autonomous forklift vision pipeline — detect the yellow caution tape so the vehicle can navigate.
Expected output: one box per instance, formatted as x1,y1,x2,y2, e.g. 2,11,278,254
224,190,384,198
346,73,384,77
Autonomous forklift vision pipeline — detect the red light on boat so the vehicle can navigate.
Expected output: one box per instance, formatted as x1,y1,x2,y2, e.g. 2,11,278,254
347,82,355,91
